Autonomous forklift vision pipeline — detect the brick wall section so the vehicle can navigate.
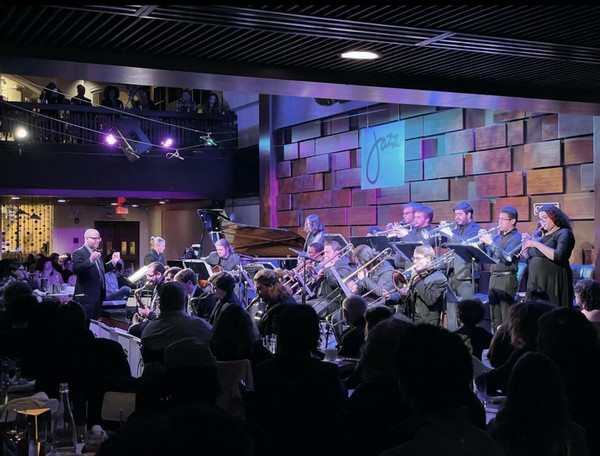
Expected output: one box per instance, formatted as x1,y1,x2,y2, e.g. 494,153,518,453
273,106,594,260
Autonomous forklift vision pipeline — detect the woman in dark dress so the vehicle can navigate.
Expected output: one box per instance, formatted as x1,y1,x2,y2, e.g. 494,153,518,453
522,204,575,307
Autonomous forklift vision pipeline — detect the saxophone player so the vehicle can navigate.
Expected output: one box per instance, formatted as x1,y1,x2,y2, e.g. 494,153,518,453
479,206,522,333
390,245,448,325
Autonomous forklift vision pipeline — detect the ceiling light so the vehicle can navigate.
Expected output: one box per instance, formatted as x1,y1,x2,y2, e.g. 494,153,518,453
57,199,67,203
10,196,20,200
341,50,380,60
110,202,118,206
159,200,166,204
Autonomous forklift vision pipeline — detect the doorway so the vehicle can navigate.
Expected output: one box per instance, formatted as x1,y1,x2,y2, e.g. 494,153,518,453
95,221,140,272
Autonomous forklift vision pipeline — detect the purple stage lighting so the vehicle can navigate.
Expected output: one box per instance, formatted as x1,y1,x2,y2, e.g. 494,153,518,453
105,133,118,146
161,137,174,148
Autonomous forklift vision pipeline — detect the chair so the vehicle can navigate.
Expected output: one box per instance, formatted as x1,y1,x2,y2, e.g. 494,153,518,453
215,359,253,417
100,391,136,428
238,379,256,422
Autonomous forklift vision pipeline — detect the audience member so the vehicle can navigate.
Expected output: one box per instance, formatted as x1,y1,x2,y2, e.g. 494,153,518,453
100,85,124,109
60,256,74,283
70,84,91,105
132,86,155,110
363,304,394,339
210,304,272,371
39,82,66,104
203,91,223,114
253,304,346,456
485,300,554,396
105,263,132,301
140,281,212,364
0,291,37,377
380,324,503,456
32,258,63,289
537,307,600,455
574,278,600,328
206,271,241,325
0,259,26,301
488,351,590,456
35,300,133,428
175,88,197,113
453,298,493,360
336,294,367,359
335,318,413,456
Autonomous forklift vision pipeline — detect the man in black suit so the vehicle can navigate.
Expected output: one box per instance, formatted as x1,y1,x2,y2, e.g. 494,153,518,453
72,228,120,320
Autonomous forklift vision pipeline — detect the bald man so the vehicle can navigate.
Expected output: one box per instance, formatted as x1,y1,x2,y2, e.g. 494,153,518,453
72,228,120,320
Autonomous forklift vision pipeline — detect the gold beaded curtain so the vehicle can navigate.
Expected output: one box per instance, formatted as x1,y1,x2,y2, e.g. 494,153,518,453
1,204,52,261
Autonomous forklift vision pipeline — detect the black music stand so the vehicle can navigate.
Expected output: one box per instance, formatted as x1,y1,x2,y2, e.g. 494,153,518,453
350,235,390,252
442,243,497,297
323,233,349,248
390,241,423,264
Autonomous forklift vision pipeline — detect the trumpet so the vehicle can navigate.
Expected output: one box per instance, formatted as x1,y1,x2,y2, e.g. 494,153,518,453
375,223,413,237
424,221,457,239
392,250,454,291
504,227,544,260
462,225,502,245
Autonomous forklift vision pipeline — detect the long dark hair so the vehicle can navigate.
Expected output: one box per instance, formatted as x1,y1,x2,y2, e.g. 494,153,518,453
539,204,572,231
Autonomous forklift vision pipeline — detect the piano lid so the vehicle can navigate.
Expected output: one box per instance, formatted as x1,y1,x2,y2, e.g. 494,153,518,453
197,209,305,257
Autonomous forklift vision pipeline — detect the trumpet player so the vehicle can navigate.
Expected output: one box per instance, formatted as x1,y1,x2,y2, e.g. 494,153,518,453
392,245,447,325
479,206,522,332
439,201,483,299
521,204,575,308
347,244,394,304
412,205,436,246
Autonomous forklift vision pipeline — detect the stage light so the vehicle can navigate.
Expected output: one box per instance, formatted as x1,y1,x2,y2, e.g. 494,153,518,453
105,133,118,146
14,126,28,140
161,137,174,148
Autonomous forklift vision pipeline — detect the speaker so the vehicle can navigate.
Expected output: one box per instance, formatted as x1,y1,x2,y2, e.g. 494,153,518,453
117,117,152,160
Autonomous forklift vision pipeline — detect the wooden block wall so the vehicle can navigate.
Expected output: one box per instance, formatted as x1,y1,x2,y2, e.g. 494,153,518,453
273,106,594,262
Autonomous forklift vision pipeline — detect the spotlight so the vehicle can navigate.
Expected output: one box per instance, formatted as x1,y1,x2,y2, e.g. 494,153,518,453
14,126,28,140
161,137,174,148
105,133,118,146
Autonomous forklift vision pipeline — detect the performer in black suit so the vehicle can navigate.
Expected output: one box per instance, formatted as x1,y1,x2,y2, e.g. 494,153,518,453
72,228,120,320
143,236,166,266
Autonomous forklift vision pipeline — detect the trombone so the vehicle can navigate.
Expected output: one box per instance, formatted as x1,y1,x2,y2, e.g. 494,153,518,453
504,226,543,261
392,250,455,291
342,247,393,288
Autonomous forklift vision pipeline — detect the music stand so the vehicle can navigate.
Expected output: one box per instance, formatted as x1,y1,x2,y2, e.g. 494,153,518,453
389,241,423,264
442,243,497,297
349,235,390,253
323,233,349,248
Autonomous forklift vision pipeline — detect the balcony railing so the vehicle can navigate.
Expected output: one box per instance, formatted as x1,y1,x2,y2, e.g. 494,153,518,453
0,102,237,150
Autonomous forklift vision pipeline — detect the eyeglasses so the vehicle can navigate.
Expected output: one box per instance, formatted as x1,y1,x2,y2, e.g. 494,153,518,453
146,272,156,278
537,216,549,222
87,236,102,241
497,218,511,222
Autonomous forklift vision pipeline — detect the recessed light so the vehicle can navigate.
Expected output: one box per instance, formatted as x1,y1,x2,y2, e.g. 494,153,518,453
110,202,118,206
57,199,67,203
159,200,166,204
10,196,20,200
341,50,380,60
131,204,139,208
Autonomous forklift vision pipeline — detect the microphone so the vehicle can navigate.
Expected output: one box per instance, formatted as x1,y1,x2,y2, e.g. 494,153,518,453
289,248,320,262
245,295,261,311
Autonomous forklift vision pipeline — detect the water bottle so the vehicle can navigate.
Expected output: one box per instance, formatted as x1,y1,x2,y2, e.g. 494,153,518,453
52,382,77,455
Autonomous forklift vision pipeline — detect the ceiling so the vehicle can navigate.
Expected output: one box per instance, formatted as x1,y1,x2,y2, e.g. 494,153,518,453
2,4,600,207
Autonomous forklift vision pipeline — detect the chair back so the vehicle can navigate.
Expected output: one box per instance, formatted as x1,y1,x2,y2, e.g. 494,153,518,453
215,359,253,417
100,391,136,426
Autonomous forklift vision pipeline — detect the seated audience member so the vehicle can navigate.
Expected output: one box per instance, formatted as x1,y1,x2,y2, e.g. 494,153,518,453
32,258,63,289
70,83,91,105
336,294,367,359
363,304,394,339
105,263,132,301
488,351,590,456
253,304,346,456
206,271,242,325
380,325,504,456
39,82,66,104
0,290,37,378
335,318,413,456
203,92,223,114
0,259,26,301
35,300,133,428
485,300,554,396
210,304,272,371
100,85,124,109
175,88,198,113
537,307,600,456
132,86,155,110
140,281,212,364
453,298,493,360
60,256,74,283
574,278,600,329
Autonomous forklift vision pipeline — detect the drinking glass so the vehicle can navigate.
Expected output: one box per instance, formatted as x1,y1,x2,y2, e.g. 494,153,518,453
5,410,27,445
473,374,488,408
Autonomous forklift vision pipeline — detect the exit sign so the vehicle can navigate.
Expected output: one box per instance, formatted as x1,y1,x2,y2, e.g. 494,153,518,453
115,206,129,214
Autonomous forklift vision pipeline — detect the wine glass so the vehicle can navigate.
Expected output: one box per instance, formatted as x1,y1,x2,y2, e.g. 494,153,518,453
4,410,28,445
